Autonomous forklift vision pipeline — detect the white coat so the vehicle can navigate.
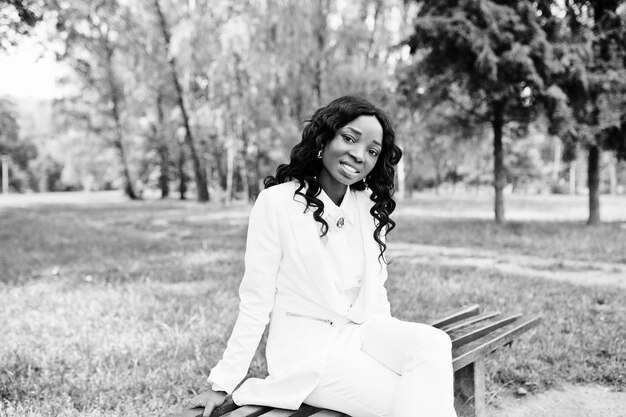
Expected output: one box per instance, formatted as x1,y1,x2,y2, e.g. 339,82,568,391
208,180,392,410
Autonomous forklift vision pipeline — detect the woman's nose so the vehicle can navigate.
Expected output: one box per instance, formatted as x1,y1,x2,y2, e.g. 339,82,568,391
349,147,364,163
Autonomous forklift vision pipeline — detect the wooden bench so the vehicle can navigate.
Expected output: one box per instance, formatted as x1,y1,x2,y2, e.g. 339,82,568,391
168,305,540,417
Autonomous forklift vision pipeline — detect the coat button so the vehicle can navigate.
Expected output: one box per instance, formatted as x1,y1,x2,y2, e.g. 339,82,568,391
336,217,345,228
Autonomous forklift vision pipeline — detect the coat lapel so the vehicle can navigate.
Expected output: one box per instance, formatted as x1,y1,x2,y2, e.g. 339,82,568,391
285,187,384,320
286,192,347,313
348,193,385,323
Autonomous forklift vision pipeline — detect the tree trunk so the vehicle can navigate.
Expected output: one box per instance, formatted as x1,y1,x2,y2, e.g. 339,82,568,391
156,92,170,199
1,155,9,194
157,147,170,198
225,138,234,204
569,162,576,194
607,152,617,195
113,135,137,200
552,137,561,182
364,0,382,68
240,159,249,203
177,140,187,200
154,0,209,202
312,0,329,105
103,40,137,200
250,148,263,201
253,158,262,200
587,144,601,225
492,102,505,224
241,128,260,201
434,161,441,195
230,51,259,201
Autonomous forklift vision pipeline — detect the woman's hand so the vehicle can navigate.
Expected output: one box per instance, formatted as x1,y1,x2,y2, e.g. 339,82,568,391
187,390,228,417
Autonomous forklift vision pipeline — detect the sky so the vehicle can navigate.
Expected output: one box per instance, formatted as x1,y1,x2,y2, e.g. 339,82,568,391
0,35,57,100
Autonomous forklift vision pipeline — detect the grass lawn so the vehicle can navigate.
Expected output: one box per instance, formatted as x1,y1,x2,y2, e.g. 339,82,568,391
393,192,626,263
0,192,624,416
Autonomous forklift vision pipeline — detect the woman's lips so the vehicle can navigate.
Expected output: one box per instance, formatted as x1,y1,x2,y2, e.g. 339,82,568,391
340,162,360,175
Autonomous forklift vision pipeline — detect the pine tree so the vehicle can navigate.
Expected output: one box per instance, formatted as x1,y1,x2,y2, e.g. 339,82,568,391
404,0,563,223
554,1,626,225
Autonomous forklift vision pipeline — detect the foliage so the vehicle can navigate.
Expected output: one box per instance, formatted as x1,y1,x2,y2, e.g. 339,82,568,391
405,0,562,120
402,0,571,222
3,0,626,199
548,1,626,223
504,122,553,192
29,0,411,200
552,1,626,152
48,0,143,198
0,97,38,191
0,0,43,50
394,98,490,191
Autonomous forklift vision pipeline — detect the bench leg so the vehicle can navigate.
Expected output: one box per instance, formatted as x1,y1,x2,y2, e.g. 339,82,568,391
453,359,486,417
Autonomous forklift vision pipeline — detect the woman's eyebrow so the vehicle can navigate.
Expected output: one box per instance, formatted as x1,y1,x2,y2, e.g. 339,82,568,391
344,126,362,135
343,126,381,147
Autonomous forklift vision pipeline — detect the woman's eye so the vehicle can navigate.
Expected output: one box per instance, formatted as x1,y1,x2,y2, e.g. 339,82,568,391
369,149,379,157
342,135,355,143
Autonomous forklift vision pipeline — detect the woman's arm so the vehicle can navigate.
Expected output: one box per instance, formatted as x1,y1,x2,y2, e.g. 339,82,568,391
207,188,283,394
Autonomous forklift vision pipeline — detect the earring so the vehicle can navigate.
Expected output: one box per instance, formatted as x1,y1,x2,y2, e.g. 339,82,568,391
317,149,323,159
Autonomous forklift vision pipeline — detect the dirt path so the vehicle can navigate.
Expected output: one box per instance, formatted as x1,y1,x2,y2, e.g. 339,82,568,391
486,384,626,417
390,242,626,289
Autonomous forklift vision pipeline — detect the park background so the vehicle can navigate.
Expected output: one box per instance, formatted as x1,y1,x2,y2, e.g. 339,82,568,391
1,1,625,416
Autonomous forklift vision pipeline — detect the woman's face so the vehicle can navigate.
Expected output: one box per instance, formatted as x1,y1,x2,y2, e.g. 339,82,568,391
319,115,383,192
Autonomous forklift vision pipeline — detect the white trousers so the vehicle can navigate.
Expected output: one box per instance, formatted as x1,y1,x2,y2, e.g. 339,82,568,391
304,317,457,417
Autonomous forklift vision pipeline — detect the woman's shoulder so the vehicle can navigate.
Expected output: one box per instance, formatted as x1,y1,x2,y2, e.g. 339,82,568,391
255,180,300,207
258,181,374,208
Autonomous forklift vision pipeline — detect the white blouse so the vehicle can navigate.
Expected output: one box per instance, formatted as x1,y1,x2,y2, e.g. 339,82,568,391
317,187,365,308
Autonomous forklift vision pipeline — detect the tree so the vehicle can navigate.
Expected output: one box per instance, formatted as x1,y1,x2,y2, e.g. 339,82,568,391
19,0,539,199
117,1,174,199
153,0,209,202
554,1,626,224
0,98,38,191
50,0,139,199
404,1,563,223
0,0,42,50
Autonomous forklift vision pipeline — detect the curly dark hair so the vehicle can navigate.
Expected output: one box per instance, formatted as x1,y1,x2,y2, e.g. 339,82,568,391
264,95,402,262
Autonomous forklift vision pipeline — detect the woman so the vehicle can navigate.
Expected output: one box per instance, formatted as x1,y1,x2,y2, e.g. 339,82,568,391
190,96,457,417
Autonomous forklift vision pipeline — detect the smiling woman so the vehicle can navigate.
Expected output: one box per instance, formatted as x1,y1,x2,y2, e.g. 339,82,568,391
187,96,458,417
318,115,383,204
265,96,401,256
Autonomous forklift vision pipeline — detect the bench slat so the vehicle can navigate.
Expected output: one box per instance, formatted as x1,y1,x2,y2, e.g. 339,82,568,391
288,404,327,417
222,405,272,417
450,313,522,349
204,397,239,417
452,315,541,371
441,311,501,332
308,410,345,417
260,409,298,417
429,304,480,328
